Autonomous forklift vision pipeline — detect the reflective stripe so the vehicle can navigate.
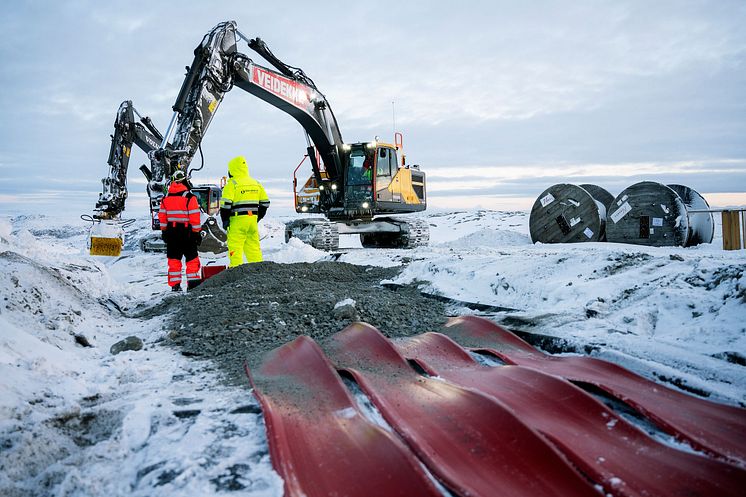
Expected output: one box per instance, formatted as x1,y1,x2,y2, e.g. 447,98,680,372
166,209,190,214
186,273,201,280
259,200,270,206
166,216,189,222
168,271,181,275
191,225,202,231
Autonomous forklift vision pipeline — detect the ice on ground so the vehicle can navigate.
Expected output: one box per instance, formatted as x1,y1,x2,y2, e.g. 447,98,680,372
334,298,357,309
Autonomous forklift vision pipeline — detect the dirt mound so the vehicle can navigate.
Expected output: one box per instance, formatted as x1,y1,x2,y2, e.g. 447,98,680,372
160,261,447,385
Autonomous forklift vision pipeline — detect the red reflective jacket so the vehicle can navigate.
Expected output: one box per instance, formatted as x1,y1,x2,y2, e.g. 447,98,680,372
158,182,201,233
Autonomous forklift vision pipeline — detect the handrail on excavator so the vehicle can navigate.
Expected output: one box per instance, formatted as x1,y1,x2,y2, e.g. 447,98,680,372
292,155,309,210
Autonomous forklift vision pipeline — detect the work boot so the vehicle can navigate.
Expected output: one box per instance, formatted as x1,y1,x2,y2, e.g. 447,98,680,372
171,284,181,292
187,280,202,291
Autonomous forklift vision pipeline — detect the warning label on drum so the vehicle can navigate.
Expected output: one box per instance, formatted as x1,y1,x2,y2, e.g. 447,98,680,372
540,193,555,207
652,217,663,227
610,202,632,224
583,228,593,238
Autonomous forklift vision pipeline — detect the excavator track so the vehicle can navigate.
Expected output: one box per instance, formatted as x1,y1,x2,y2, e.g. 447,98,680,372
285,219,340,251
399,217,430,248
359,218,430,248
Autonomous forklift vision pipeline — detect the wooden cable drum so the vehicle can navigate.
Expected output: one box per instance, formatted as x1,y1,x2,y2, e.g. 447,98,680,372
667,184,714,246
579,184,614,215
606,181,694,247
529,184,608,243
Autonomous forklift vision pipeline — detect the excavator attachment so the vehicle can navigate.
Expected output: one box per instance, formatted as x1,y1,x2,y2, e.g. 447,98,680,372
198,216,228,254
86,218,127,256
139,234,166,253
138,217,228,254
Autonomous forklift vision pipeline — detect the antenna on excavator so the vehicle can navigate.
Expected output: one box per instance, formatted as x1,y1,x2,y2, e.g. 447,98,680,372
392,100,396,141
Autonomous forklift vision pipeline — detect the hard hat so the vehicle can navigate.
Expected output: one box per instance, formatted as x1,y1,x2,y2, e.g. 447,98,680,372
171,170,187,182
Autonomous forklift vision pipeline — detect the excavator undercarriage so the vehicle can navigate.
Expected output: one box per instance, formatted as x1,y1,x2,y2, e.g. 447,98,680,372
284,217,429,251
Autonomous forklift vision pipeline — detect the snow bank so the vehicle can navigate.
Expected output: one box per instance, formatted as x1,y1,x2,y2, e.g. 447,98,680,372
0,215,282,496
389,221,746,404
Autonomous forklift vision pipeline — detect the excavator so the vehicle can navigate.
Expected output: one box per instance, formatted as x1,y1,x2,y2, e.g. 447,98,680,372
87,20,428,255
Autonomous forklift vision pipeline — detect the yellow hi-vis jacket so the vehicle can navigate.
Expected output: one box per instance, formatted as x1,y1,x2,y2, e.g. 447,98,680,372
220,156,269,266
220,156,270,221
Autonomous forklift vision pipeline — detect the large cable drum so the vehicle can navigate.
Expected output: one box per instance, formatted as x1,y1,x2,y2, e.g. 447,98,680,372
606,181,711,247
529,184,609,243
580,184,615,215
667,184,714,246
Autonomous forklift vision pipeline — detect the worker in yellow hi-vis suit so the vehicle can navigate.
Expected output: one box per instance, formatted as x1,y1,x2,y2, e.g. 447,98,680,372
220,156,270,267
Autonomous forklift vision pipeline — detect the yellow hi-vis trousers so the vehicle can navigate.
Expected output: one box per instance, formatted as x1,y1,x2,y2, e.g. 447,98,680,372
227,214,262,267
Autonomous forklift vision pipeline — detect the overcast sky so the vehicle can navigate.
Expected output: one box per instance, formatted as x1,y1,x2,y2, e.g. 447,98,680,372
1,0,744,215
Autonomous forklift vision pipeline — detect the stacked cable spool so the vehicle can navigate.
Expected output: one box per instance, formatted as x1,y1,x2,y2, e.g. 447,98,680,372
529,184,614,243
606,182,714,247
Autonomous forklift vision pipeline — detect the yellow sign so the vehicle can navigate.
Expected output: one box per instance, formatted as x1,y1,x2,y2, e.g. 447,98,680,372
90,237,123,256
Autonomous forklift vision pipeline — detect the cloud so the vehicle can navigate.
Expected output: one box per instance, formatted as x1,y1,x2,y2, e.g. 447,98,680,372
0,0,744,214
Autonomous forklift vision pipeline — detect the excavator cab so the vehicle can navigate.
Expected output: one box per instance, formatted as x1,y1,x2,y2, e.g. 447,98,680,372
342,145,375,217
342,141,426,219
373,142,426,212
191,184,222,216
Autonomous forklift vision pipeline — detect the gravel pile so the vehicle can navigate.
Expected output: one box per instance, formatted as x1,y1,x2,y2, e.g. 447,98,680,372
151,261,447,385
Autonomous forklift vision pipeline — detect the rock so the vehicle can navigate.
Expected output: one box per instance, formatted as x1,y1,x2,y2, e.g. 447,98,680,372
74,334,93,348
110,336,144,355
333,304,359,321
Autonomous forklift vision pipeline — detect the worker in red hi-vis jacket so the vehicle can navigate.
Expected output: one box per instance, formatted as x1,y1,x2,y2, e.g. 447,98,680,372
158,170,202,292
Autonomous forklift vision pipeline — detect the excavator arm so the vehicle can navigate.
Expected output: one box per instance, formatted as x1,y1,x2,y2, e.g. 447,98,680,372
94,100,164,219
235,36,345,183
94,20,346,229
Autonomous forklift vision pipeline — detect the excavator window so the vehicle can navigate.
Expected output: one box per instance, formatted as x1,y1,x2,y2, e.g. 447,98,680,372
376,148,391,177
347,149,373,186
390,149,399,170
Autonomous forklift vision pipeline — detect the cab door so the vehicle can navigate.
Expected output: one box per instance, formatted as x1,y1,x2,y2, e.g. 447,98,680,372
375,146,397,203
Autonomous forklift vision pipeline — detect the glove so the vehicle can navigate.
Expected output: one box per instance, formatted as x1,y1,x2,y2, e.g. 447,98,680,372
220,208,231,230
193,231,203,246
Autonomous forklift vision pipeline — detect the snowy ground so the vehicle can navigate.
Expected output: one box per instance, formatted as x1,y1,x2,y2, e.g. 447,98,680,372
1,210,744,496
